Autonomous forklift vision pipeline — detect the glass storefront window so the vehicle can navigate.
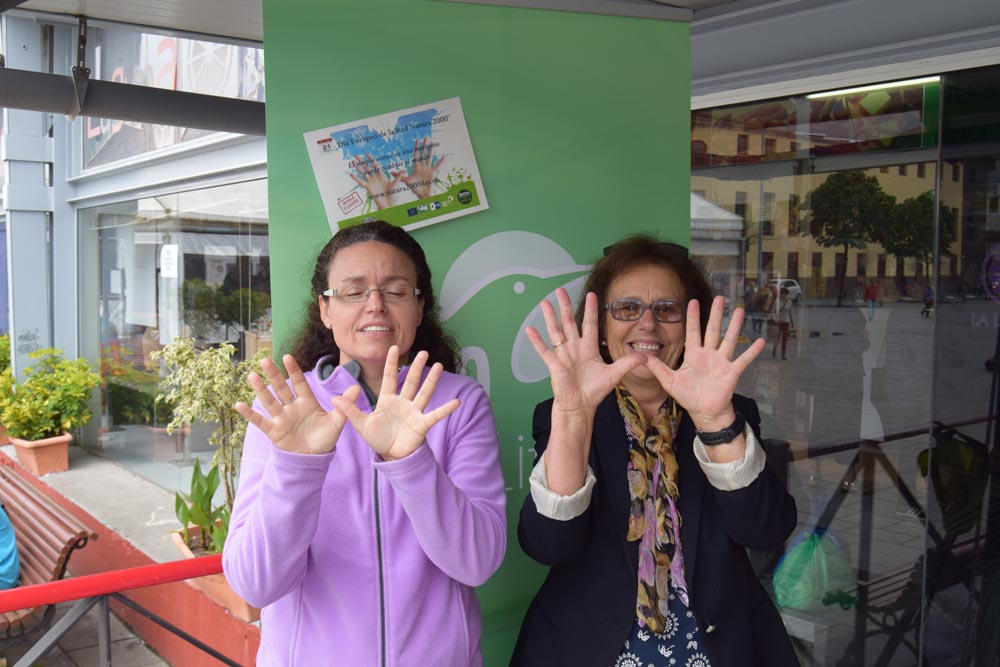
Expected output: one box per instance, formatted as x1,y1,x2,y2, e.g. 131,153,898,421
691,69,997,666
83,26,265,169
79,179,268,490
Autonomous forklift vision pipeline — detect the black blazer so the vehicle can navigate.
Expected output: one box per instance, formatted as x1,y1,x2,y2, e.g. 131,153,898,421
510,393,800,667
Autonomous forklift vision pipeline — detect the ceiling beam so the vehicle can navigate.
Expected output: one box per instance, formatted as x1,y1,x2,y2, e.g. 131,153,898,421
0,68,265,136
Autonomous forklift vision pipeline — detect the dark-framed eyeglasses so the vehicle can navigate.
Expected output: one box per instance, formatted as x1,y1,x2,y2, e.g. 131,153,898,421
322,283,421,303
606,298,685,323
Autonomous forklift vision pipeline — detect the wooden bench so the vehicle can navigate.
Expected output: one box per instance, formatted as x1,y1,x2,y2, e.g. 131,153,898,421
821,532,984,666
0,465,97,650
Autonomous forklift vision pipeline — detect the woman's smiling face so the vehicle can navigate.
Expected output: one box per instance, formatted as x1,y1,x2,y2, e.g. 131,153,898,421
318,241,424,374
603,263,687,383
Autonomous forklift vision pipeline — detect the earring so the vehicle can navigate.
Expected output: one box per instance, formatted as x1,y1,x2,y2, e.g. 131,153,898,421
600,340,607,346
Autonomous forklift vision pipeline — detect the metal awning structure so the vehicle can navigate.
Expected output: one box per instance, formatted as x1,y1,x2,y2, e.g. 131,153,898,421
1,1,266,134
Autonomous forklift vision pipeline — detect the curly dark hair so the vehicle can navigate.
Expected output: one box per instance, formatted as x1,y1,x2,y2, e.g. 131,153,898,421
575,234,713,364
289,221,461,373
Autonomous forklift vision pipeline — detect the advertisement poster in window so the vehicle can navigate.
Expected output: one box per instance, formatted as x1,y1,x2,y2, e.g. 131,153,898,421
303,97,488,232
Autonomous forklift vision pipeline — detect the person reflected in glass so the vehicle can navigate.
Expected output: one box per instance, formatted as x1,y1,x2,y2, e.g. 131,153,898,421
511,235,799,667
772,287,793,360
223,221,506,666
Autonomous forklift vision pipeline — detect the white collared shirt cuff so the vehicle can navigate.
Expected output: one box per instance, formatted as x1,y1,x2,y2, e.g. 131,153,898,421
528,454,597,521
693,423,766,491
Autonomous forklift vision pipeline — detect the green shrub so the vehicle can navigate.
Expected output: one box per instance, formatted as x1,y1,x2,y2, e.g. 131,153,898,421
0,348,101,441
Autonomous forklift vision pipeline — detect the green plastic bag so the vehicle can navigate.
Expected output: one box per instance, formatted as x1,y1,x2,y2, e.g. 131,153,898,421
773,531,854,610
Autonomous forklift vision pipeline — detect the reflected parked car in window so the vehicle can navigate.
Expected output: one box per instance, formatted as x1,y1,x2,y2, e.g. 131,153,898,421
770,278,802,302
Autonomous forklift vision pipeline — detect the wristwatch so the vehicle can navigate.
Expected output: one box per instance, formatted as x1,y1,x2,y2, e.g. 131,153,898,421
695,413,746,446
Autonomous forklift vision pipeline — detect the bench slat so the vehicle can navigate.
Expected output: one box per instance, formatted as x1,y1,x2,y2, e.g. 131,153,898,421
0,465,97,641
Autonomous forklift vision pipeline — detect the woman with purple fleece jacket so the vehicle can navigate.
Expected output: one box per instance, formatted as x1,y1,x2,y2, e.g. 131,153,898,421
223,221,507,667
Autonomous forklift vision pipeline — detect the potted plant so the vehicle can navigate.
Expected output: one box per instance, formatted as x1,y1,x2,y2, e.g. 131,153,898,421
0,347,101,475
152,338,266,621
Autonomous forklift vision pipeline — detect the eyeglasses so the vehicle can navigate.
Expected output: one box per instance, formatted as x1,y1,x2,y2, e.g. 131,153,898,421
606,298,685,323
322,283,421,303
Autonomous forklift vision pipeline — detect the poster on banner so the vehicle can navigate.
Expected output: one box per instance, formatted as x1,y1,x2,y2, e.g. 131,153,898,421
304,97,489,232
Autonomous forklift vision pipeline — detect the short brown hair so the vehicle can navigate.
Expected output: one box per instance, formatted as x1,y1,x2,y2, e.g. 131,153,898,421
577,235,713,363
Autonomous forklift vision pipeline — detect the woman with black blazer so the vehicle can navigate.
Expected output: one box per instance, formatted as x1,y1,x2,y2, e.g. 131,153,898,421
511,236,799,667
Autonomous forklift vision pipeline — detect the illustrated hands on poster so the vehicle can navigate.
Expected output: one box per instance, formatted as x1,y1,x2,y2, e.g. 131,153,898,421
401,137,445,200
350,153,405,210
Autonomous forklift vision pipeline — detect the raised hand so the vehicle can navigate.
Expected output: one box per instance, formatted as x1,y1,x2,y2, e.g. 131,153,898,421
235,355,359,455
525,288,644,419
401,137,445,200
349,153,405,210
330,346,460,461
644,296,765,431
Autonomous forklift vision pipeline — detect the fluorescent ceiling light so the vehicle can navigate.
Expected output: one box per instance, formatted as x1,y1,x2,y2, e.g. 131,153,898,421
806,76,940,99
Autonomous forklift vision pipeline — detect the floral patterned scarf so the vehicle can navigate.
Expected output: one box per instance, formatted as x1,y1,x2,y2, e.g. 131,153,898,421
615,385,688,633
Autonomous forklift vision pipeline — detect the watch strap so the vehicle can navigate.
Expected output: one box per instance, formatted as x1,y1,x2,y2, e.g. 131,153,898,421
695,412,746,446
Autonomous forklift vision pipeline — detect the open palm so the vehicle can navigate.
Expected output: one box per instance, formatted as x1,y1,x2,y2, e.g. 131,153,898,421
526,289,643,417
331,347,460,461
645,296,765,428
235,355,357,455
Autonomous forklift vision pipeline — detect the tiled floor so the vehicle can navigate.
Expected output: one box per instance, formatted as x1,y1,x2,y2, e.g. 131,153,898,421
1,599,168,667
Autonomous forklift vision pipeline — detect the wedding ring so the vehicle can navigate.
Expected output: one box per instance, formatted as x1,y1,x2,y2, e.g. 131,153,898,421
280,398,294,406
552,340,566,349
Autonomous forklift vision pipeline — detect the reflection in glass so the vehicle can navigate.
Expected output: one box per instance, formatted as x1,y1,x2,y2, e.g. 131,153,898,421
691,69,998,666
80,180,269,493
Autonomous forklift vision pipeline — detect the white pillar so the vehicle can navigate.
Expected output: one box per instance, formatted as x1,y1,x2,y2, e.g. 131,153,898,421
1,15,54,378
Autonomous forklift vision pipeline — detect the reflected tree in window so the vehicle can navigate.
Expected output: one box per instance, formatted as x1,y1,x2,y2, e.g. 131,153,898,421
878,191,956,279
806,171,895,306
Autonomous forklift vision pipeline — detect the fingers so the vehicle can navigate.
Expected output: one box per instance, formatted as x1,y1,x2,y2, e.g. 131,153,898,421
235,401,271,434
642,355,674,389
349,171,367,187
684,299,703,351
525,325,557,364
538,297,562,348
423,398,461,427
412,361,444,412
400,350,429,401
731,336,767,375
380,345,402,398
540,288,576,349
431,155,445,174
262,357,295,405
718,306,745,358
554,288,577,344
580,292,600,345
607,353,646,384
702,296,725,350
330,386,365,429
285,354,326,410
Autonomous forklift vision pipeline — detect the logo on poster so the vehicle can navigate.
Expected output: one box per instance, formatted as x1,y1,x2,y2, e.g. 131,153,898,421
337,191,364,215
407,207,419,217
457,189,473,205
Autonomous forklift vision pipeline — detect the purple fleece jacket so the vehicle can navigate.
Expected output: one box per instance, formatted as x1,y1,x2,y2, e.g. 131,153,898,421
222,360,507,666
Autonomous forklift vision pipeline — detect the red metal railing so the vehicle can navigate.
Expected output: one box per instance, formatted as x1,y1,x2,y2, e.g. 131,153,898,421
0,555,238,667
0,554,222,613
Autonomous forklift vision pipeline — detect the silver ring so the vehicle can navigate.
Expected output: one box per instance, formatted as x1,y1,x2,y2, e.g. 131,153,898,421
280,398,294,406
552,340,566,349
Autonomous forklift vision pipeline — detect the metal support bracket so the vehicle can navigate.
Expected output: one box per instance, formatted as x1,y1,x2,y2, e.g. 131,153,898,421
68,16,90,120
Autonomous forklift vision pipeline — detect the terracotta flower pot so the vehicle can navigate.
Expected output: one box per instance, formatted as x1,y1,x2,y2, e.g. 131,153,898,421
11,431,72,475
171,530,260,623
